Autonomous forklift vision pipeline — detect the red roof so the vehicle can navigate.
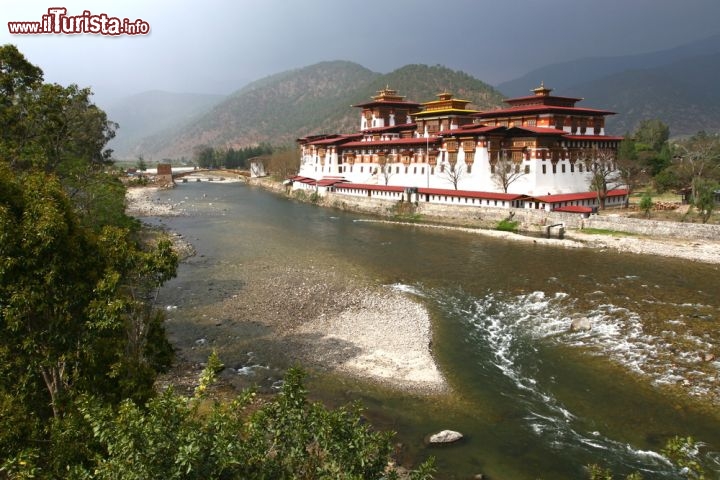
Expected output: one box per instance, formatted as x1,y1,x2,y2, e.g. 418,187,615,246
288,176,317,185
306,134,362,146
361,123,417,134
439,125,505,135
316,177,348,187
353,99,422,108
530,189,628,203
563,135,624,141
476,105,615,117
334,183,406,192
553,205,594,213
342,136,441,148
506,126,569,136
504,94,583,104
417,188,525,200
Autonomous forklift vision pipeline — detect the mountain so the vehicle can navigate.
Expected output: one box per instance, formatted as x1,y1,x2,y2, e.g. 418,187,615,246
131,61,506,159
496,33,720,137
564,52,720,136
104,90,225,159
496,33,720,97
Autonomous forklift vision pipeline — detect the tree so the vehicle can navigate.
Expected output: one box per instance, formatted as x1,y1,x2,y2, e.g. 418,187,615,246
267,146,300,179
672,132,720,201
639,193,654,218
439,156,465,190
194,145,217,168
692,178,719,223
136,154,148,171
0,167,178,474
584,148,622,209
378,159,395,185
615,138,645,203
491,150,526,193
634,119,670,152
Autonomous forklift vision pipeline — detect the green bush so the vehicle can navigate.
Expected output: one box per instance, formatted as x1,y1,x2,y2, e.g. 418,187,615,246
496,219,519,232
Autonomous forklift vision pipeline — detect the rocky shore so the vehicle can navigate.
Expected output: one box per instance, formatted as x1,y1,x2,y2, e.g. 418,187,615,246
198,263,448,394
127,185,448,394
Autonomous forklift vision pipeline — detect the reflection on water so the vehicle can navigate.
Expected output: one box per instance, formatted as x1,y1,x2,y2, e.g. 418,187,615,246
151,182,720,479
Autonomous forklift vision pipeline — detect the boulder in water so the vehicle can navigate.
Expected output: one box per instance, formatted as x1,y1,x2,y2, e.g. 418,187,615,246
426,429,463,445
570,317,591,332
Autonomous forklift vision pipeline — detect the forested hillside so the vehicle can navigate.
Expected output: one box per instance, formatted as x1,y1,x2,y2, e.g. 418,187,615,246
130,62,505,159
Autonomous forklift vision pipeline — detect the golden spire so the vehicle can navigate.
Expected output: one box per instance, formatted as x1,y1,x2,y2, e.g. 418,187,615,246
532,81,552,96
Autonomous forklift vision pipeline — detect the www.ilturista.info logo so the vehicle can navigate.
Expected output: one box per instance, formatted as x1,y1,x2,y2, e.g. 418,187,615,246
8,8,150,35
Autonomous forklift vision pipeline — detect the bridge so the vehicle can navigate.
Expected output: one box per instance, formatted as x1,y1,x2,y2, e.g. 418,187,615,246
172,168,249,181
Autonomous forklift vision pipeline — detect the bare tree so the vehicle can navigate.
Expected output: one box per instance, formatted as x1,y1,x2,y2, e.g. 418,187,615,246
491,150,527,193
267,147,300,179
615,138,645,206
439,161,465,190
378,159,395,185
583,148,622,209
672,132,720,201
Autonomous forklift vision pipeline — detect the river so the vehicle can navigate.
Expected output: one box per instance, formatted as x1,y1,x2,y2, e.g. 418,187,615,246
147,181,720,479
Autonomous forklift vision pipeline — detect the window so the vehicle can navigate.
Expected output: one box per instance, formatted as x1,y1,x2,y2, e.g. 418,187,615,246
542,164,547,174
524,165,530,174
467,164,472,174
552,164,557,174
570,163,574,173
561,164,566,173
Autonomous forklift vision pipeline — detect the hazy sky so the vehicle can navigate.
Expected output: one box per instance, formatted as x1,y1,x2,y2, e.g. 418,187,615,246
3,0,720,107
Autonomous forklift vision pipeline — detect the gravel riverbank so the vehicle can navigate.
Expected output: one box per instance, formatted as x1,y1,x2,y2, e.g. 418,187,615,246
127,185,448,394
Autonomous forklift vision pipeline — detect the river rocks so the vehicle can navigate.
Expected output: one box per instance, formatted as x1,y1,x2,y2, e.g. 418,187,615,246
426,429,463,445
703,353,716,362
569,316,592,332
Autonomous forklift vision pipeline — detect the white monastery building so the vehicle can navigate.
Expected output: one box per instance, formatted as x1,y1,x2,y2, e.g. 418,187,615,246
293,84,628,213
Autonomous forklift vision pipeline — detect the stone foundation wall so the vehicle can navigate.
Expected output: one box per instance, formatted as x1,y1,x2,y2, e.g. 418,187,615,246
250,178,720,241
321,193,720,240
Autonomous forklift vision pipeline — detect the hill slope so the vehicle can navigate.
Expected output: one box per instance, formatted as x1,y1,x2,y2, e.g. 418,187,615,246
132,61,506,159
105,90,225,159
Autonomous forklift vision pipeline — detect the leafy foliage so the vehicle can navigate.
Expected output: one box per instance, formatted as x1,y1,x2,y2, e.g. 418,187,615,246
32,367,434,480
639,193,654,218
0,45,178,475
193,143,273,169
496,219,519,232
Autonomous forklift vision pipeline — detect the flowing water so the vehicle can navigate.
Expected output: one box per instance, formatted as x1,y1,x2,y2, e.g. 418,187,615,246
149,182,720,479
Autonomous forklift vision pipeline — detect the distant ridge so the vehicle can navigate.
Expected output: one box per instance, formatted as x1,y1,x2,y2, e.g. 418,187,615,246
127,61,505,159
106,90,225,159
565,52,720,136
496,33,720,97
496,33,720,136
